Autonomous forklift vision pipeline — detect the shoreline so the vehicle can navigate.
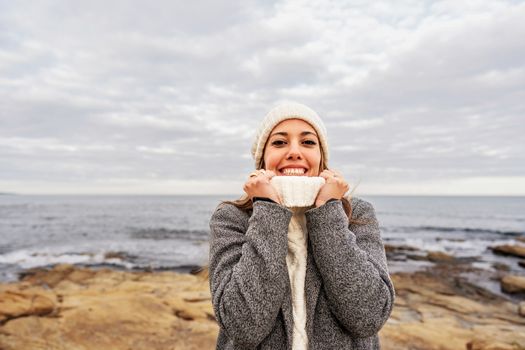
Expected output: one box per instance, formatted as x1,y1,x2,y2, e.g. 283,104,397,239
1,261,524,350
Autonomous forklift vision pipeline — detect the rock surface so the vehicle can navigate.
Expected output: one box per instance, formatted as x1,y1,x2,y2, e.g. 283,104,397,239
1,264,524,350
491,244,525,259
501,275,525,294
0,264,218,350
380,267,525,350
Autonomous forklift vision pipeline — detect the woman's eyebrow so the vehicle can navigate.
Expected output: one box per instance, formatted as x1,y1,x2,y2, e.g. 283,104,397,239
270,131,318,138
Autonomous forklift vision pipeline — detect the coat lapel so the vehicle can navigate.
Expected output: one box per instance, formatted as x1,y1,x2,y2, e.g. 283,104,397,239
281,272,294,350
305,241,322,339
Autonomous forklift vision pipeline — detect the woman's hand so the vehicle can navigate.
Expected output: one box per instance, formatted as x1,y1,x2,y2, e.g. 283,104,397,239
315,169,350,207
243,169,282,204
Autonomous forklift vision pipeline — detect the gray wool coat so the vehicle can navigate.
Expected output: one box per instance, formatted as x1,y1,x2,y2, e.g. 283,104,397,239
208,197,395,349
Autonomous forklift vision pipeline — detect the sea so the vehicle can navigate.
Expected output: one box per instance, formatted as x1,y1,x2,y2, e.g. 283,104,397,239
0,194,524,283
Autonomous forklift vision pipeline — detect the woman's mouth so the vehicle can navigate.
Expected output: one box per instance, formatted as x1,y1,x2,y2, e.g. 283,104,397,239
279,168,308,176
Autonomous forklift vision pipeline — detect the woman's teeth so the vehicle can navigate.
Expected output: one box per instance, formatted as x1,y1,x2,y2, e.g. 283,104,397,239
281,168,306,175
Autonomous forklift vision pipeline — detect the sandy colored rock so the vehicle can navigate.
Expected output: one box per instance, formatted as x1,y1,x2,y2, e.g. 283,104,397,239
491,244,525,258
501,275,525,294
519,302,525,317
426,251,456,263
0,290,56,322
2,264,525,350
380,269,525,350
0,264,218,350
466,339,520,350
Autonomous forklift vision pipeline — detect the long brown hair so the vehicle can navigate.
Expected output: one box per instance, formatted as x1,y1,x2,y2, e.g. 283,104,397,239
193,142,361,281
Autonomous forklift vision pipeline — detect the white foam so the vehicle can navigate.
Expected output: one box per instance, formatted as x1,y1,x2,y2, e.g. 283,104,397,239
0,249,134,269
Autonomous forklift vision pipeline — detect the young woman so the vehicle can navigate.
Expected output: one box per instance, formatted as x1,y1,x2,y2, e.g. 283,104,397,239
208,102,394,349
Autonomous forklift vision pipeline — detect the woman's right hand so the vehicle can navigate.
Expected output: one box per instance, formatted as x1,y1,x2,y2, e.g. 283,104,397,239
243,169,282,204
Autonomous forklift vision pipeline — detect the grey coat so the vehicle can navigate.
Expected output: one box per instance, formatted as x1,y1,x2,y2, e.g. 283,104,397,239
208,197,395,349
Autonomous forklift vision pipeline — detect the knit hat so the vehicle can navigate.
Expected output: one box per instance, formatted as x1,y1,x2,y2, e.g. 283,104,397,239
251,102,329,169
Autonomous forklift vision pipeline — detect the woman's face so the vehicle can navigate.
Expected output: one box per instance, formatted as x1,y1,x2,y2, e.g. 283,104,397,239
262,119,322,177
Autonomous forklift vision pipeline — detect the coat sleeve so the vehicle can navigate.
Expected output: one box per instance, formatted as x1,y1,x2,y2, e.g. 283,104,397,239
305,198,395,338
208,201,293,348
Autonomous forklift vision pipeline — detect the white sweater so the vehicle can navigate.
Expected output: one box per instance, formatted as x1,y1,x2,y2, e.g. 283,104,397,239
270,176,325,350
286,206,309,350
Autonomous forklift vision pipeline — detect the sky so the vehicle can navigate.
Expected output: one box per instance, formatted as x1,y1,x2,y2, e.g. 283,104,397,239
0,0,524,196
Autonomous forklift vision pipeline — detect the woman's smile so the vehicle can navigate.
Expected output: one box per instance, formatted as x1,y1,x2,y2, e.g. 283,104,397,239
279,167,308,176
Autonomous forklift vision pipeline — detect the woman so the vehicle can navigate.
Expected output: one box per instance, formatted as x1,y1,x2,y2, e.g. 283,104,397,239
208,102,394,349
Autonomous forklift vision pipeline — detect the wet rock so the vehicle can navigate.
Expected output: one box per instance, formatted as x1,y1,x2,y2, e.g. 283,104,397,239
427,251,456,263
104,251,128,260
492,262,510,271
384,244,419,253
501,275,525,294
384,244,421,262
490,244,525,259
519,302,525,317
381,269,525,350
406,254,429,261
466,339,518,350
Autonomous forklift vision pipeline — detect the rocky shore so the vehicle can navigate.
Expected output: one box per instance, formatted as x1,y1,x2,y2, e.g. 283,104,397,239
1,242,525,350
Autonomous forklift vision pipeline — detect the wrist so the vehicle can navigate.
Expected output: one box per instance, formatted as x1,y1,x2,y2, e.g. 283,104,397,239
315,198,339,207
253,197,277,204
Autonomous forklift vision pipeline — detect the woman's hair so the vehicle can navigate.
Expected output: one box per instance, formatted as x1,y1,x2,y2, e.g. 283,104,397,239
193,142,362,281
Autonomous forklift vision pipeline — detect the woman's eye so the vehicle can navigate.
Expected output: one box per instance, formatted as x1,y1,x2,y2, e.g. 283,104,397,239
272,140,286,146
304,140,317,145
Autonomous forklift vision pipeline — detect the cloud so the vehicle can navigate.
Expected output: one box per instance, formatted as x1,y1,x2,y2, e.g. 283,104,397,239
0,0,524,194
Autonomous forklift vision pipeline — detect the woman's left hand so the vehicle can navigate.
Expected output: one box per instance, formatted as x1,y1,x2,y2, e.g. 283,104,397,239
315,169,350,207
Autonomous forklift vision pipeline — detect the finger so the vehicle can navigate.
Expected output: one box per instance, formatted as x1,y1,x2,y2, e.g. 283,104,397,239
265,170,277,178
319,170,330,180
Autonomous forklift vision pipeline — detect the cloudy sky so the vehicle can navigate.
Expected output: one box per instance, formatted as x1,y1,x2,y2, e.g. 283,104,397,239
1,0,524,196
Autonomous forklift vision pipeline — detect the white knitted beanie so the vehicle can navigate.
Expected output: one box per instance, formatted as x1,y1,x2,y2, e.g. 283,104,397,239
251,102,329,169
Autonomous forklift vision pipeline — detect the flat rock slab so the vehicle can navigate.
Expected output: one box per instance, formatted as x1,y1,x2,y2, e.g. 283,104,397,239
1,264,525,350
491,244,525,259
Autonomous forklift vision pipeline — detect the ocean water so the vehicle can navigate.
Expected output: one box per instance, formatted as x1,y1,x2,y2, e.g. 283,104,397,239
0,194,524,282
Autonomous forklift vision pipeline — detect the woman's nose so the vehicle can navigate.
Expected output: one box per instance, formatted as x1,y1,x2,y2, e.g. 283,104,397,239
286,142,302,159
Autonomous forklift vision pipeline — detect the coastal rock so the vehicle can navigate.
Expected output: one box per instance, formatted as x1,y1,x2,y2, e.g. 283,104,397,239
501,275,525,294
384,244,420,262
384,244,419,253
406,253,429,261
492,262,510,271
491,244,525,259
426,251,456,263
2,264,525,350
0,264,218,350
466,339,518,350
381,270,525,350
405,250,461,264
0,290,56,322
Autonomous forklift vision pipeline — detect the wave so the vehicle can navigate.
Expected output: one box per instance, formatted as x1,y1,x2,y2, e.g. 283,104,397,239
377,210,524,222
130,228,208,240
383,225,524,236
0,250,135,270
